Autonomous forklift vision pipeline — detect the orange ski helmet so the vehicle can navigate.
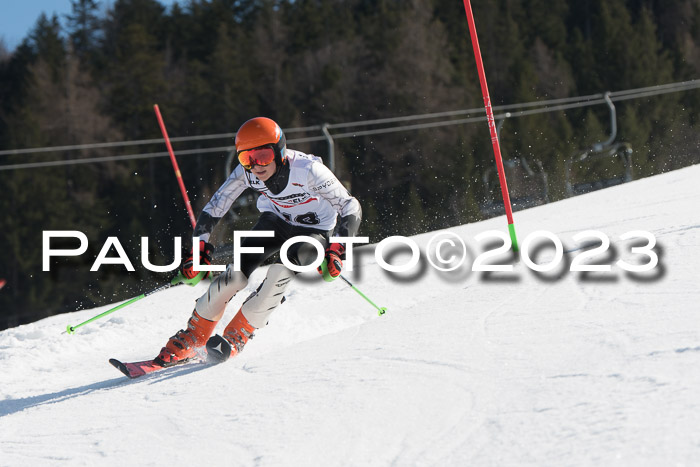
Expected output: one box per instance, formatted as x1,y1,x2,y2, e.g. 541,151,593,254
235,117,287,166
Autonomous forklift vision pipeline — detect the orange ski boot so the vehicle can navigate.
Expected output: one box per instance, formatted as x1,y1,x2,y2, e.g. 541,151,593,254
223,309,256,356
156,311,217,367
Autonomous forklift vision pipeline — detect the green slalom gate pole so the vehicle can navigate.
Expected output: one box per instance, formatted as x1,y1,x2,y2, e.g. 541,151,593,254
65,275,187,334
338,274,387,316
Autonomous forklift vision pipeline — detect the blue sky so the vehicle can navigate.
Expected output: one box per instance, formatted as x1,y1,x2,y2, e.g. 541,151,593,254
0,0,180,51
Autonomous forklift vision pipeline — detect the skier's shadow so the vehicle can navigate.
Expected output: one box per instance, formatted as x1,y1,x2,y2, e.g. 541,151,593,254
0,377,125,418
0,362,211,418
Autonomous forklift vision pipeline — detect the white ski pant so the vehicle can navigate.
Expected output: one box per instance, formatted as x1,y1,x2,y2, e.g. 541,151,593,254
194,212,329,328
239,264,294,329
194,265,248,322
194,263,295,329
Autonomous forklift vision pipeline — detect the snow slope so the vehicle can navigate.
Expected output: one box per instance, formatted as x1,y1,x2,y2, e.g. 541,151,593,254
1,164,700,466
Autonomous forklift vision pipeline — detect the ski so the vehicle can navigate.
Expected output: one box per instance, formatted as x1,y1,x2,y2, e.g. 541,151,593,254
109,335,232,379
109,357,200,379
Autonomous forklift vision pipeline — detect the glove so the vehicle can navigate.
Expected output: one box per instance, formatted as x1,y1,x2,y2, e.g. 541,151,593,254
180,240,214,283
317,243,344,281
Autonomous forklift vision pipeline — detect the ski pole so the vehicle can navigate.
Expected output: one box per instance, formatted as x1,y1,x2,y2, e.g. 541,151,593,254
338,274,387,316
65,276,184,334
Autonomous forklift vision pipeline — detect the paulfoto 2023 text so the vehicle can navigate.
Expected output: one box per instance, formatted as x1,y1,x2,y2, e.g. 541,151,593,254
41,229,659,276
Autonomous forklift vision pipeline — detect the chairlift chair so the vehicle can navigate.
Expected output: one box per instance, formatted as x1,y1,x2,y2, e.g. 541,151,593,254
564,92,634,196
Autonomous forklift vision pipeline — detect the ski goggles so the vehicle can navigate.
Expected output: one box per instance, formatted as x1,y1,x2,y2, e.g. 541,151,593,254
238,147,276,170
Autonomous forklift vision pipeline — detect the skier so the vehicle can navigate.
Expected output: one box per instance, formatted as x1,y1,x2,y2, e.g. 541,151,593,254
155,117,362,365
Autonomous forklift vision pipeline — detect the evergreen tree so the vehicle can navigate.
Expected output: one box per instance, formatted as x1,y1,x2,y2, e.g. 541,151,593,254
29,14,65,79
103,18,166,135
66,0,103,64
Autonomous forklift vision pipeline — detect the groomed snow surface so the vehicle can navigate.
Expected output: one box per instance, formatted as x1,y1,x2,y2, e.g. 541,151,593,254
1,164,700,466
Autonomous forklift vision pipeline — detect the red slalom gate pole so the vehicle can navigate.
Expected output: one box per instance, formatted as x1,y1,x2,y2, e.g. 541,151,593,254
462,0,519,251
153,104,197,229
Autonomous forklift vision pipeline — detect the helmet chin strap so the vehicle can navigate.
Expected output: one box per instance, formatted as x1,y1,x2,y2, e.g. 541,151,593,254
264,155,291,195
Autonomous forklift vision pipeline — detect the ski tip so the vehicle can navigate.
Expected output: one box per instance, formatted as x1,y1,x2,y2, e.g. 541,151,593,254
109,358,135,379
108,358,122,368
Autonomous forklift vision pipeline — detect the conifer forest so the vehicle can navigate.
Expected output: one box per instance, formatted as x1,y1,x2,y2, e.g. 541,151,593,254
1,0,700,328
